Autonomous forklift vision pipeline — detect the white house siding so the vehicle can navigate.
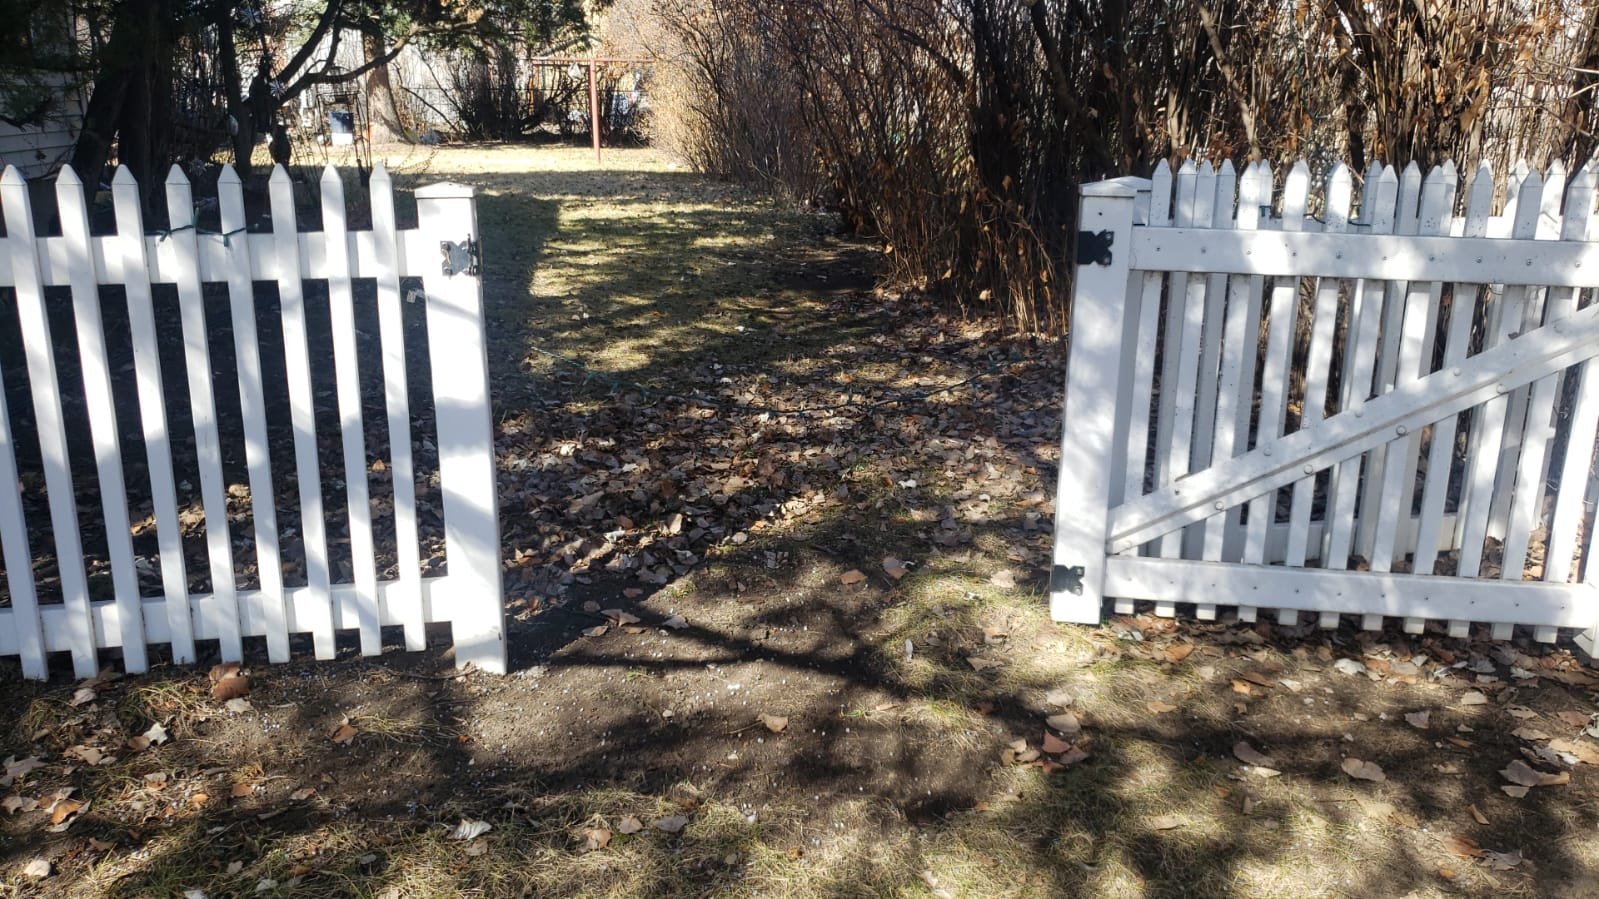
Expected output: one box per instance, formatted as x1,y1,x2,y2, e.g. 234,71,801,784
0,74,86,179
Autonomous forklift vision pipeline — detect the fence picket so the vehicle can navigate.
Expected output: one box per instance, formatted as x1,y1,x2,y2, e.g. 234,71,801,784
165,167,243,662
1456,171,1545,584
321,166,381,656
371,164,426,650
55,167,148,672
218,165,289,663
1191,161,1238,479
1355,161,1424,566
1370,165,1458,596
1201,162,1266,585
1152,162,1198,539
1158,161,1218,588
1280,164,1352,624
1413,163,1496,609
1244,162,1305,569
270,165,336,658
111,166,196,664
0,367,44,678
1323,166,1398,598
3,166,97,677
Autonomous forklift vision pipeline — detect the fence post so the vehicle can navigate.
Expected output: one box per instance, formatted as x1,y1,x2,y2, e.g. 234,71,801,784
417,182,506,674
1050,181,1138,624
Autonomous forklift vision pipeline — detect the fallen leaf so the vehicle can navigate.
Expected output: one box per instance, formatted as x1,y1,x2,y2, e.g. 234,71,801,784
1512,727,1552,742
1459,691,1489,706
839,570,867,586
1231,679,1254,696
70,687,96,707
225,698,253,714
450,819,493,840
463,838,489,857
231,782,254,799
758,714,788,734
1507,706,1541,720
290,787,316,801
1147,813,1185,830
1483,848,1524,871
127,736,150,752
1042,732,1071,754
582,625,609,638
1556,710,1593,728
1341,758,1386,783
618,815,643,834
1332,658,1367,676
1046,712,1081,735
49,798,83,825
882,557,908,580
1550,738,1599,765
1503,785,1530,798
330,724,358,746
602,609,640,626
582,827,611,851
210,676,251,702
144,722,169,745
989,569,1017,589
1147,700,1178,714
4,757,43,784
1445,834,1484,859
661,615,688,630
967,656,1004,671
653,815,689,833
190,792,209,806
1404,711,1431,729
22,858,50,878
1470,804,1490,825
1164,644,1195,663
1500,759,1568,788
1233,742,1276,768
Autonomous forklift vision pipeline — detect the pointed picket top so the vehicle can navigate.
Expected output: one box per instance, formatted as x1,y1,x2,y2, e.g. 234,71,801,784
1510,167,1544,238
1538,160,1567,239
1325,162,1353,228
1418,165,1458,236
1369,163,1400,231
1178,158,1197,176
1198,159,1214,177
1395,161,1422,234
1236,159,1264,229
1,164,26,187
1173,159,1200,227
166,163,188,185
320,163,342,186
370,160,391,185
54,165,80,187
217,164,241,186
112,165,137,187
1464,161,1495,229
1148,159,1173,224
269,163,292,185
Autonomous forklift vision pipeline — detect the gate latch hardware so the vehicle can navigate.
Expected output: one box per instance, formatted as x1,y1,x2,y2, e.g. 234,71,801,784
1076,230,1114,266
1051,564,1085,595
440,237,481,277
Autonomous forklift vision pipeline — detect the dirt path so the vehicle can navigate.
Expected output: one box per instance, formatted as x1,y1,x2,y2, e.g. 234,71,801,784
3,145,1599,898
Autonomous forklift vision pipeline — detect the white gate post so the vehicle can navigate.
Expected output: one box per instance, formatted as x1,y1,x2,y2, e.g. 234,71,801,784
417,182,506,673
1051,181,1139,623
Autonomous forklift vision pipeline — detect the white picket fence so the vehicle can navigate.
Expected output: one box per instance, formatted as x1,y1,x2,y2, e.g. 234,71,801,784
1052,158,1599,648
0,162,504,680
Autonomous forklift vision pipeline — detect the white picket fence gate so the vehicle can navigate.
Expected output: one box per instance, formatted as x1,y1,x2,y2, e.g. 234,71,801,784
1052,158,1599,649
0,162,504,680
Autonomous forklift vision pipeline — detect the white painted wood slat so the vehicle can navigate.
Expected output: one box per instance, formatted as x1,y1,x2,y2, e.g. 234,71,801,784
55,167,147,671
371,163,426,651
3,165,97,677
164,166,243,662
269,165,336,659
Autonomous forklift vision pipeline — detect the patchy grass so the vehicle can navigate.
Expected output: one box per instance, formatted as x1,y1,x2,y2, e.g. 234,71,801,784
2,143,1599,899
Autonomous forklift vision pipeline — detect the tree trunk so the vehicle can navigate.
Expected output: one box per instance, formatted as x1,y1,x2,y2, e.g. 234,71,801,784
363,31,409,143
69,0,160,185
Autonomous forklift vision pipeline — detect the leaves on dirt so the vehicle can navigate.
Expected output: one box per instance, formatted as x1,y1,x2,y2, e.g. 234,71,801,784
1042,731,1071,754
1483,848,1524,870
1404,710,1430,729
758,714,788,733
1233,742,1276,768
839,570,867,586
1500,759,1568,790
1445,834,1484,859
1469,804,1490,825
330,723,359,746
618,815,644,834
1459,691,1489,706
662,615,688,630
1340,758,1386,783
1147,700,1178,714
653,815,689,833
22,858,50,878
582,625,609,638
967,656,1004,671
582,827,612,851
881,557,908,580
450,819,493,840
1046,712,1081,735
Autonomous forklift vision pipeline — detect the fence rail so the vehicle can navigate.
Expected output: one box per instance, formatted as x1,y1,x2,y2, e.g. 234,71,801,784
0,162,503,680
1052,158,1599,647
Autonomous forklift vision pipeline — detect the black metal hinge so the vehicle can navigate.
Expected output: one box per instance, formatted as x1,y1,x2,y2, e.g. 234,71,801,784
1051,564,1085,595
441,236,481,277
1076,230,1114,266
